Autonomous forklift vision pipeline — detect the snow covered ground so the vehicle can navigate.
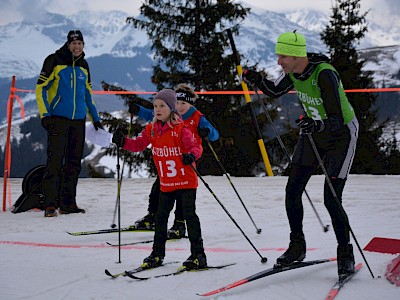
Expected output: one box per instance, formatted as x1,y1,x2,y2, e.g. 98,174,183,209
0,175,399,299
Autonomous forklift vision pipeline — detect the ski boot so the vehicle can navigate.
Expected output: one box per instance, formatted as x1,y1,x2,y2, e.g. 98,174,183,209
337,244,355,279
183,253,207,270
276,232,306,267
133,213,155,230
141,253,164,269
167,220,186,239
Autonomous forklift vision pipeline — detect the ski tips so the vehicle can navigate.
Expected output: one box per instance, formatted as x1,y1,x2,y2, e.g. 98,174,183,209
124,271,149,280
329,257,337,262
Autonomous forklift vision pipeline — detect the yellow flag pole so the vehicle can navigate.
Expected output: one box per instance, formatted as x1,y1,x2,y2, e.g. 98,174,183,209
227,29,273,176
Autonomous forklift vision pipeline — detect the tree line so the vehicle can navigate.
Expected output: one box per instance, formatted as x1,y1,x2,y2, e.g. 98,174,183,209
101,0,400,176
1,0,399,178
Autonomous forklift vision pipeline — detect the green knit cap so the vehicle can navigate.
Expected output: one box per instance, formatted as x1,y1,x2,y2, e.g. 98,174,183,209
275,31,307,57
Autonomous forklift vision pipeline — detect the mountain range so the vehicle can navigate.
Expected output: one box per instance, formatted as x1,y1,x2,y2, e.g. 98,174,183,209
0,5,399,124
1,4,399,178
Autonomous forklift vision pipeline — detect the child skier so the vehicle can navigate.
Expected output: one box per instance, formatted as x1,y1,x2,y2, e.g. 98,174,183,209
112,88,207,270
130,83,219,240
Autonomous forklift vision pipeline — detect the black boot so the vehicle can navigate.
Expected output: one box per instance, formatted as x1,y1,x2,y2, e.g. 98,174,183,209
141,253,164,268
183,253,207,270
276,232,306,266
167,220,186,239
59,205,85,214
134,213,155,230
337,244,355,278
44,206,58,217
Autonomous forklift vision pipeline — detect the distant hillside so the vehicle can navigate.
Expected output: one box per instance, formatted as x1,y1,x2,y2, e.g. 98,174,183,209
1,5,399,178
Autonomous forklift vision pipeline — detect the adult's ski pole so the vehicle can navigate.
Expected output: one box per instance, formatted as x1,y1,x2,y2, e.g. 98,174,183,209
307,133,374,278
190,165,268,264
254,88,329,232
205,137,262,234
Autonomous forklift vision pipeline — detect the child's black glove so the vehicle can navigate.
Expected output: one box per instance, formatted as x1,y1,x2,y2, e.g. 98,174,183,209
112,128,125,147
128,102,140,115
198,127,210,138
182,153,196,165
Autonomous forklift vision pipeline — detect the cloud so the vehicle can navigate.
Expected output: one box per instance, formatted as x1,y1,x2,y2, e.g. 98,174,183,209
363,0,400,27
1,0,21,25
1,0,397,28
17,0,51,23
0,0,62,24
381,0,400,16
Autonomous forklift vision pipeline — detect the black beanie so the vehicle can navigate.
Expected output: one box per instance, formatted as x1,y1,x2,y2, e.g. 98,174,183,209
176,90,196,105
67,30,84,44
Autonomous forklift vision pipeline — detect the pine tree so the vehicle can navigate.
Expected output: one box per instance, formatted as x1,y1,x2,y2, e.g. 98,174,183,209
321,0,390,173
126,0,265,176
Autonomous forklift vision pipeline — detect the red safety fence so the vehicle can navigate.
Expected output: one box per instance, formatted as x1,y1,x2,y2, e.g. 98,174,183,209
12,87,400,95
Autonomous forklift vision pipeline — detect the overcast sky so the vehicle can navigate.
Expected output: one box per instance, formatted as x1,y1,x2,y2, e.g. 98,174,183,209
1,0,398,27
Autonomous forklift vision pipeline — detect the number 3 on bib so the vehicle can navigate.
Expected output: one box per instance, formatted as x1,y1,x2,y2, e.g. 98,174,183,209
158,160,185,177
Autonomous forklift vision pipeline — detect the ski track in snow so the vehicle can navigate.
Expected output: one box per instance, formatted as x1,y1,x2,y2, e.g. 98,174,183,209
0,175,399,299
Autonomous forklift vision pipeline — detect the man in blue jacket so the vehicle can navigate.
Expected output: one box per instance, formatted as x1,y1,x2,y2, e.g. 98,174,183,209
36,30,103,217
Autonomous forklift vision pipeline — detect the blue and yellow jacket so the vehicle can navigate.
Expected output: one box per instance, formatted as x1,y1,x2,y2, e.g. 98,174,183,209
35,43,100,122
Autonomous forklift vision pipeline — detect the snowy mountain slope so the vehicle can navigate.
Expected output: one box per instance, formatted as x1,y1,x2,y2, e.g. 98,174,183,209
359,45,400,87
0,6,398,81
1,7,399,125
1,5,399,175
0,10,150,81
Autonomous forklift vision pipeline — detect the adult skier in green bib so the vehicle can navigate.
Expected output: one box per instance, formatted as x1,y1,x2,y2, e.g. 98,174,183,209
242,31,359,278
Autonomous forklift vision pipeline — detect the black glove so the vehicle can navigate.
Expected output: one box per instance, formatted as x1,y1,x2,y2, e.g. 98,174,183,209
93,121,104,131
296,116,325,134
198,127,210,138
41,116,53,131
112,128,125,147
182,153,196,165
242,68,262,86
128,102,140,115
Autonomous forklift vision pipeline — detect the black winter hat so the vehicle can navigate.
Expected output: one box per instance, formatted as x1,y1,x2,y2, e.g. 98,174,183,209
176,91,196,105
67,30,84,44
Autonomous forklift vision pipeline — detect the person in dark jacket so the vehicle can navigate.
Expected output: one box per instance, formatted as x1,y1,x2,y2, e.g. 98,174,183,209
242,31,359,279
36,30,103,217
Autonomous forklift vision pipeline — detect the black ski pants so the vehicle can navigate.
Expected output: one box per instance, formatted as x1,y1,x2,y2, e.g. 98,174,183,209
152,189,204,257
147,176,184,221
285,120,358,246
42,117,85,209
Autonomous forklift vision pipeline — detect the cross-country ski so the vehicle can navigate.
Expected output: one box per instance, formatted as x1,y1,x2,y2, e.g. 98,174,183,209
106,236,187,247
125,263,236,280
197,258,336,296
66,226,154,236
105,261,179,278
325,263,363,300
